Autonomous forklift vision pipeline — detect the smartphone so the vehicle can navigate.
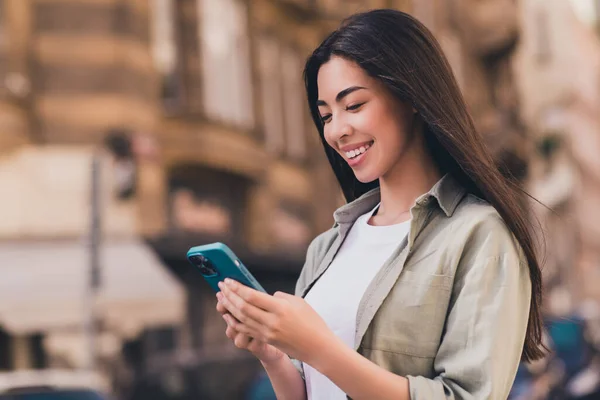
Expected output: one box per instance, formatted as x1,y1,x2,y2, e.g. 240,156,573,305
186,242,266,293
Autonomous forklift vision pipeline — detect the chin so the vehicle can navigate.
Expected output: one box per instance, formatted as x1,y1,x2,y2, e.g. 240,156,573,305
353,170,381,184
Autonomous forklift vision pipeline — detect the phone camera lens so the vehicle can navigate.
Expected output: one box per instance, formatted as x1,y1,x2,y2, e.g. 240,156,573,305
190,255,206,265
190,255,217,276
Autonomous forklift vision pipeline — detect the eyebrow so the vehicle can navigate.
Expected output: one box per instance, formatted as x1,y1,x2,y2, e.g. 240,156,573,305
316,86,367,106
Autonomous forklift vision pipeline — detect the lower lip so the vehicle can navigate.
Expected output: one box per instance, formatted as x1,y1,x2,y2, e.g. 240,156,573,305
346,145,372,167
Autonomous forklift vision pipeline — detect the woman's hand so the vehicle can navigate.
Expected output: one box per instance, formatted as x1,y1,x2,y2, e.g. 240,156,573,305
217,278,336,365
216,294,284,365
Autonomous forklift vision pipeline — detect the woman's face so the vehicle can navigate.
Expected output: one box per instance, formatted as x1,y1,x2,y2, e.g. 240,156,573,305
317,56,417,183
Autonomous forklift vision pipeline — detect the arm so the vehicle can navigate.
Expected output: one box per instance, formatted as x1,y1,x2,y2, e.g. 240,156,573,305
309,240,530,399
219,280,411,400
220,219,530,399
217,295,306,400
405,223,531,399
260,356,307,400
309,335,411,399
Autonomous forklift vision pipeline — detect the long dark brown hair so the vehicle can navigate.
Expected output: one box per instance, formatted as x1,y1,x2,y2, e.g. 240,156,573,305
303,9,545,361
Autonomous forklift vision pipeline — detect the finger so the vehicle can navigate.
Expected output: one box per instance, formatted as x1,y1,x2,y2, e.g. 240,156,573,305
217,295,241,323
273,291,295,300
225,325,237,339
234,333,251,349
216,302,228,314
247,337,263,353
224,313,261,338
225,279,281,312
216,293,228,314
219,282,273,328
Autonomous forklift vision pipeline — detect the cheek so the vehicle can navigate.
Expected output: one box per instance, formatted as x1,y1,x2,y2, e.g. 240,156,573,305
323,128,336,148
380,107,412,145
373,119,412,163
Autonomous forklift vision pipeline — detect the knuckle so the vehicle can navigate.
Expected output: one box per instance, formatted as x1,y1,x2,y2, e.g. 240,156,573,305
229,322,238,330
234,336,246,348
225,327,234,339
269,319,281,333
264,332,275,343
247,340,258,352
264,327,277,342
234,315,245,326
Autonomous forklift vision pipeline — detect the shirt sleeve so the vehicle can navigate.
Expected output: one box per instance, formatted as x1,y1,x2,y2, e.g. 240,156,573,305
407,220,532,399
289,233,323,379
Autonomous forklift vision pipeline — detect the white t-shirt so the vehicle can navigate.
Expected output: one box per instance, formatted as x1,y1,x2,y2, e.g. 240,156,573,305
302,205,411,400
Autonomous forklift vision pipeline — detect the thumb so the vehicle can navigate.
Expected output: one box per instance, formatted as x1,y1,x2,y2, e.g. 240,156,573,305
273,291,295,300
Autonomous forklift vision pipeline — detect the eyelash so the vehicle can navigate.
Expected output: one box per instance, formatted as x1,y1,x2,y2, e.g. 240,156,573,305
321,102,365,123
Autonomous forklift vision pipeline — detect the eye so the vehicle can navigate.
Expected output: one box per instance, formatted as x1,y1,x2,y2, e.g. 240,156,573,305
346,102,365,111
320,114,332,124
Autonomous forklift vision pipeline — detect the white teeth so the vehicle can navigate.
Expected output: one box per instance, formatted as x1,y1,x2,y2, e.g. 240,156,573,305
345,143,373,159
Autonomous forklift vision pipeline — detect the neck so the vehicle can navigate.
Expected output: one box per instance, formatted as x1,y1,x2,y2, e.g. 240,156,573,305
375,143,441,225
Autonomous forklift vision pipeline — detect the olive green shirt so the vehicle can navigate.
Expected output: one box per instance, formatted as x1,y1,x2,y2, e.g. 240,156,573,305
294,174,531,399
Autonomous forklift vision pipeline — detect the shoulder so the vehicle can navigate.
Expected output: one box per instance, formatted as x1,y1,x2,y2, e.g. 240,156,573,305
451,194,518,246
446,194,528,274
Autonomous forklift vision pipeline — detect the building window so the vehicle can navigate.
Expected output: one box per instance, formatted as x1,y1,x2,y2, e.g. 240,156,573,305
198,0,254,128
257,36,285,154
281,47,307,160
167,165,249,246
171,189,232,234
150,0,184,112
257,37,308,160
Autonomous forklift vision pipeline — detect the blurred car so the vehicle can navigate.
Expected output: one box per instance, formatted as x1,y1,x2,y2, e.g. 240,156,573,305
0,370,110,400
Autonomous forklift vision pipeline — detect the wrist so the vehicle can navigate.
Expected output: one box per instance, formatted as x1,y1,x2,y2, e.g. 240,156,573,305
304,330,344,370
260,353,286,370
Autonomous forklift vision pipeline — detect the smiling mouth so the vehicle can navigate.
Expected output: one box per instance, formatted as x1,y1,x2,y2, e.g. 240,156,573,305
345,141,374,159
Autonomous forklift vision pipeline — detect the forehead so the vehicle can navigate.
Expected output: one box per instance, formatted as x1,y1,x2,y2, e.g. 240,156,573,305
317,56,372,101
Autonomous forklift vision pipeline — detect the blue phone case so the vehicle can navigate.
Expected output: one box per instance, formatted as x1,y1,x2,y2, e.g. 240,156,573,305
186,242,266,293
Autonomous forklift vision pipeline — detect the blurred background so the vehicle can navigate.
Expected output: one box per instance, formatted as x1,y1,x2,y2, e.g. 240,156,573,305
0,0,599,399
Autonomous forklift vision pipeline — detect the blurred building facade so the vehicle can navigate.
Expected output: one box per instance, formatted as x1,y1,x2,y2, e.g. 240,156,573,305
516,0,600,308
0,0,345,398
2,0,600,399
0,0,188,388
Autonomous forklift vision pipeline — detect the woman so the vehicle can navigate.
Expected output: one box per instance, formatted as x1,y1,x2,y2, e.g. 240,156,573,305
216,9,546,400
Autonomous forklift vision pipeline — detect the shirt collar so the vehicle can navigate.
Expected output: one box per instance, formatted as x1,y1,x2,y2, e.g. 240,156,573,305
333,174,466,226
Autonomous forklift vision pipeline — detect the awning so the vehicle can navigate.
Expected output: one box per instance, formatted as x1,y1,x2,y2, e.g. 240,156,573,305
0,239,185,338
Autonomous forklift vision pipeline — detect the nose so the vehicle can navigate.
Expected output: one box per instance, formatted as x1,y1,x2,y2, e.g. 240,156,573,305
327,118,353,143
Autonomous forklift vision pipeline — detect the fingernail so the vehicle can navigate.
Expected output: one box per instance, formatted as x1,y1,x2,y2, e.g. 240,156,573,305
225,278,232,285
216,292,222,300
